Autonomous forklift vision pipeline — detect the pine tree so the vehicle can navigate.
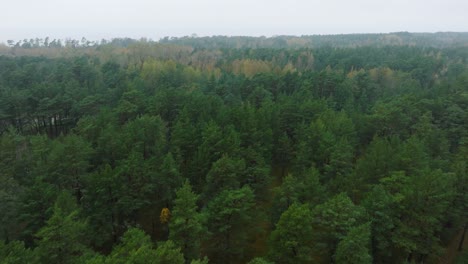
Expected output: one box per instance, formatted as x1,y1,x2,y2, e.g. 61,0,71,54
335,223,372,264
154,240,185,264
205,186,255,263
269,203,314,264
35,191,89,264
169,180,204,262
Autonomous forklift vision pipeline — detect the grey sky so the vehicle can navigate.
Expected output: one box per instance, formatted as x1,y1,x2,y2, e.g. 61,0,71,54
1,0,467,42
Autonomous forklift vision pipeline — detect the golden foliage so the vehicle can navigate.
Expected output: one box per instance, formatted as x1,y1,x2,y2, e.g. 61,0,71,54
346,68,365,78
369,67,397,89
232,59,271,77
160,207,171,224
282,62,297,74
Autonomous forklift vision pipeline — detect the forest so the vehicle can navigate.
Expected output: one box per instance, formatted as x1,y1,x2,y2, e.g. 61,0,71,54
0,33,467,264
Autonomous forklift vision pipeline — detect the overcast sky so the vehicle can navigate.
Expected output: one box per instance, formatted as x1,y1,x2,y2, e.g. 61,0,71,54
1,0,467,42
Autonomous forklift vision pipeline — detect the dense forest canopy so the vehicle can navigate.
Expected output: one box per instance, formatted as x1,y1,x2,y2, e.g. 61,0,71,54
0,33,467,264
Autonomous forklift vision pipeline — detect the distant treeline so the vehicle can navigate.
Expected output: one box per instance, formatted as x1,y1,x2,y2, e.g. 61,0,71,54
3,32,468,51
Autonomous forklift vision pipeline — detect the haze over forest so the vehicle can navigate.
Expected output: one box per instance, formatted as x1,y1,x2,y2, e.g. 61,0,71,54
1,0,467,42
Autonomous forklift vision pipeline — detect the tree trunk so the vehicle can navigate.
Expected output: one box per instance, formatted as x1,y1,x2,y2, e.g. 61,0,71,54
418,254,425,263
459,222,467,251
407,252,413,263
54,115,58,136
48,117,53,136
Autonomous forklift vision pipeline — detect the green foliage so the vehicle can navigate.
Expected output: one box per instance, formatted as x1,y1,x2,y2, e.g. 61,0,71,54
99,227,157,264
46,134,93,199
269,203,314,264
239,147,271,198
311,193,367,262
335,223,372,264
0,240,38,264
271,168,324,222
154,240,185,264
116,88,145,122
454,250,468,264
189,121,241,190
35,191,89,264
0,130,28,241
169,180,204,261
0,35,467,264
247,257,274,264
158,152,182,206
294,110,356,184
350,136,402,196
189,257,209,264
451,138,468,227
121,114,166,160
205,186,255,263
363,170,457,262
391,170,456,259
204,155,245,200
81,164,123,248
18,178,57,245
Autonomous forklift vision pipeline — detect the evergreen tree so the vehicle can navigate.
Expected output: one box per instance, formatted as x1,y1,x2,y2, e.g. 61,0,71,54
158,152,183,207
204,155,245,201
205,186,255,263
169,180,204,261
103,228,157,264
311,193,367,262
269,203,314,264
0,240,38,264
154,240,185,264
335,223,372,264
35,191,89,264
